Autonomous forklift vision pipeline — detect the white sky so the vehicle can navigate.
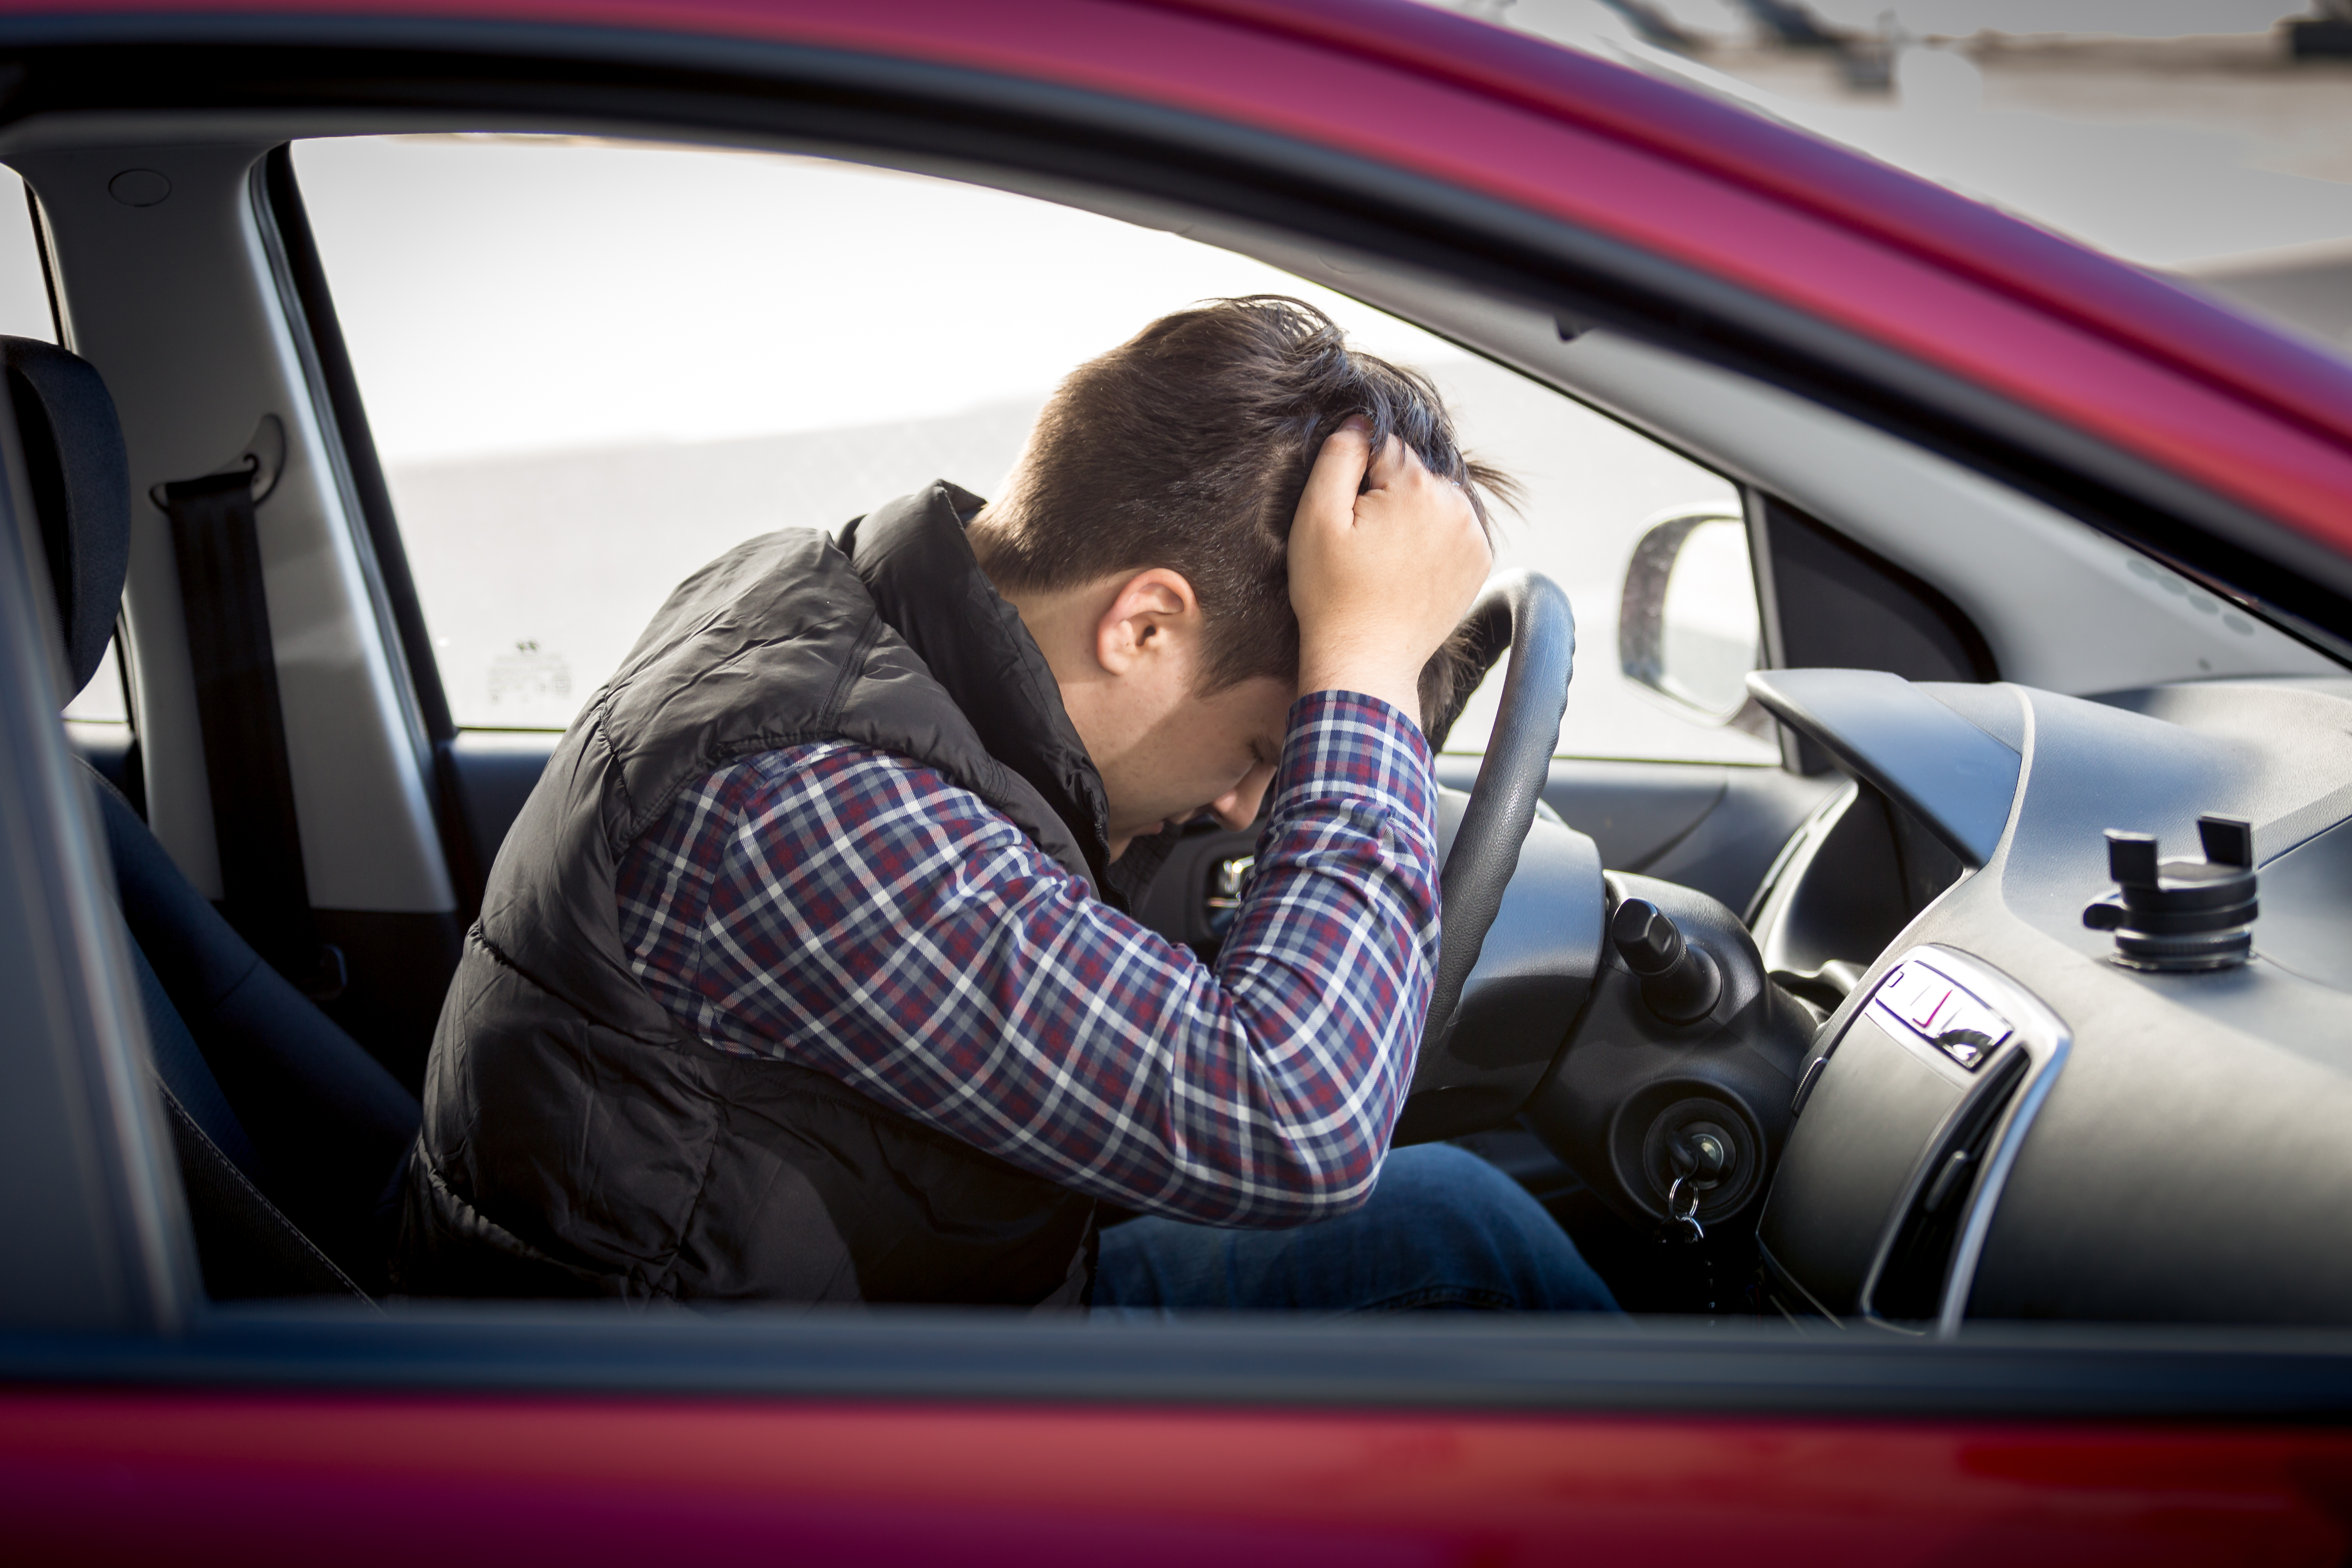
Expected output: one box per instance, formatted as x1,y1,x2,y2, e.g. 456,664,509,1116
292,136,1763,759
294,137,1465,466
1501,0,2352,266
1580,0,2316,36
1786,0,2311,33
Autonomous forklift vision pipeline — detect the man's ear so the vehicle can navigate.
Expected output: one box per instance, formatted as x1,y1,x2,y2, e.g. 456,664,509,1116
1094,568,1200,676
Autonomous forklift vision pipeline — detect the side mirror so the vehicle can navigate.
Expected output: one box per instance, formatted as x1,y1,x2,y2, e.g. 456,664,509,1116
1619,510,1771,735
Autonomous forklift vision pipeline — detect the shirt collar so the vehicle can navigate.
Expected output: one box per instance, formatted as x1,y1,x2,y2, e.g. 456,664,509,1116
840,482,1136,893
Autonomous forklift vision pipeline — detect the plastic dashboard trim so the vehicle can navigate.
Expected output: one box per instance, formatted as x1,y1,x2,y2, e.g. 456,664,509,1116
1908,946,2074,1338
1760,942,2071,1336
1861,944,2074,1339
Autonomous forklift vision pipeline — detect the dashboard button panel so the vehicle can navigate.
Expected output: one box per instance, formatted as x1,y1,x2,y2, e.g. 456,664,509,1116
1761,945,2070,1334
1871,960,2013,1070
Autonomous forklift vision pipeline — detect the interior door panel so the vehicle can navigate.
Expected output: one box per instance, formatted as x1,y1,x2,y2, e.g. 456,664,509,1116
445,730,564,883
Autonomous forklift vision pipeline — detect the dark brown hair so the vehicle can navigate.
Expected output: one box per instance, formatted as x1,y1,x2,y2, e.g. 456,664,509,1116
970,296,1509,721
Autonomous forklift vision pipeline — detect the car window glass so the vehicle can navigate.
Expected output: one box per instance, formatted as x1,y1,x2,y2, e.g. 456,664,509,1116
1427,364,1764,762
62,637,128,723
0,167,55,344
293,136,1768,764
0,163,109,720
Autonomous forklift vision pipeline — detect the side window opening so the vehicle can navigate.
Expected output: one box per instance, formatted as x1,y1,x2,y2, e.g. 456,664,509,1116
291,135,1771,768
0,163,136,804
0,166,58,343
61,630,129,723
1423,356,1771,765
62,632,143,817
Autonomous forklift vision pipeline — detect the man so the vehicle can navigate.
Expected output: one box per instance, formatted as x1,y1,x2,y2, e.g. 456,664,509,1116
396,297,1614,1313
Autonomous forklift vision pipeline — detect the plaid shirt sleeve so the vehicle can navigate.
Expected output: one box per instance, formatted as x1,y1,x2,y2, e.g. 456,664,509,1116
615,689,1440,1227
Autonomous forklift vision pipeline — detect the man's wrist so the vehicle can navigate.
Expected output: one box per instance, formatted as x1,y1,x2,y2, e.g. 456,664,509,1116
1296,658,1422,724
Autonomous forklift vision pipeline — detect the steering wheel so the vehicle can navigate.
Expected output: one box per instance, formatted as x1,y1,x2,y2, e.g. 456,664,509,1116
1415,569,1576,1088
1402,571,1811,1223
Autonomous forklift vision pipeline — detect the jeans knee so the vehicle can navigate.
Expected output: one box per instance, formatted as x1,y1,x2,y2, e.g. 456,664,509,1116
1377,1142,1544,1224
1373,1143,1619,1313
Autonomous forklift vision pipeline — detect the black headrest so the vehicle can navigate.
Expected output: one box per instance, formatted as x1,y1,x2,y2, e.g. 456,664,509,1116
3,336,129,702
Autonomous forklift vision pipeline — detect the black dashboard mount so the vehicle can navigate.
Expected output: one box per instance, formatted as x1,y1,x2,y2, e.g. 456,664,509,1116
2082,815,2257,972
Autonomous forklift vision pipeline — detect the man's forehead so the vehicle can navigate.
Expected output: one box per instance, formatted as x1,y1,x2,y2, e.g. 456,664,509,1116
1232,675,1294,755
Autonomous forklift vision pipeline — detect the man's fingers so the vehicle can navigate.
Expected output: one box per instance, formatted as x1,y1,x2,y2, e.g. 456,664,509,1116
1362,432,1410,493
1300,421,1373,524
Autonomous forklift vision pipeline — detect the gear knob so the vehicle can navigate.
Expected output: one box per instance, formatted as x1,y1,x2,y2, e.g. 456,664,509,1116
1611,898,1723,1024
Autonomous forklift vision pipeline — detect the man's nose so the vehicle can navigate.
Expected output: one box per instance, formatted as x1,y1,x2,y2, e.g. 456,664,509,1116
1211,763,1276,832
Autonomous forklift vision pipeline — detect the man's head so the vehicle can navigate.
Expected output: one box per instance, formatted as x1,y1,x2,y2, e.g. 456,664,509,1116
972,296,1505,855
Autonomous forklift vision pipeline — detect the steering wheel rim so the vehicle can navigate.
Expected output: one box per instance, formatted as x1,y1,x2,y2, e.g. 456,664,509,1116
1416,570,1576,1084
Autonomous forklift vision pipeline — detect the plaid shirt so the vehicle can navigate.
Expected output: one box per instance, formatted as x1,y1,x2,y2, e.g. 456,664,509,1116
614,689,1439,1227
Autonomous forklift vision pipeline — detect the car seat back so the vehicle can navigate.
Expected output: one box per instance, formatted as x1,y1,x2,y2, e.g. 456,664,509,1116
11,333,417,1297
7,336,127,706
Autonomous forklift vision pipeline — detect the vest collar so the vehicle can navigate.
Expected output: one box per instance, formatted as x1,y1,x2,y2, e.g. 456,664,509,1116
840,483,1123,890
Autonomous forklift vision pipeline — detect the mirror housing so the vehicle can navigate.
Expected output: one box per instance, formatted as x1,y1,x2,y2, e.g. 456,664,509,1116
1618,510,1771,736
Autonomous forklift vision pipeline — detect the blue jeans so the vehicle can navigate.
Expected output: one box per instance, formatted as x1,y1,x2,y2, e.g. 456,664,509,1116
1093,1144,1620,1314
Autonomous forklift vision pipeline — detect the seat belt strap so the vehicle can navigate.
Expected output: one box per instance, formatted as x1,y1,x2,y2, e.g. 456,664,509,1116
163,465,344,1001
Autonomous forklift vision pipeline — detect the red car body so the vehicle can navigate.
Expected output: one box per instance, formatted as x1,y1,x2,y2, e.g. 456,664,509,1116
4,2,2352,1559
12,1390,2352,1564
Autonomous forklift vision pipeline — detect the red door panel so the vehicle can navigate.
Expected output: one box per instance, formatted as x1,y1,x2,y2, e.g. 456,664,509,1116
5,1391,2348,1565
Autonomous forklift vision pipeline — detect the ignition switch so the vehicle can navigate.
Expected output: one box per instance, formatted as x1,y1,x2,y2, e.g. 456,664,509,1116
1610,898,1724,1023
1673,1128,1732,1183
1658,1120,1739,1246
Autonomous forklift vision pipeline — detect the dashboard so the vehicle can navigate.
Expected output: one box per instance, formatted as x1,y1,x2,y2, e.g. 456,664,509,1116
1746,670,2352,1329
1141,665,2352,1330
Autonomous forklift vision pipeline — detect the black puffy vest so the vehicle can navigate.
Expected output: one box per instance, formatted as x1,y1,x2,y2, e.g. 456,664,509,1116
394,484,1125,1305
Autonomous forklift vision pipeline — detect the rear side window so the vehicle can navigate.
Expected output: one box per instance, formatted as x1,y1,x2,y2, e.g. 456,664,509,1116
0,167,56,345
0,164,114,721
293,136,1769,764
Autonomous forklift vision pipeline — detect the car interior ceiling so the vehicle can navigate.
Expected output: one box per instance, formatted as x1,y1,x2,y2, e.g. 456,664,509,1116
18,110,2352,1322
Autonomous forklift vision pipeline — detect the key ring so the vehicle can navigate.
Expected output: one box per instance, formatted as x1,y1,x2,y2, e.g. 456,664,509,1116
1664,1175,1706,1244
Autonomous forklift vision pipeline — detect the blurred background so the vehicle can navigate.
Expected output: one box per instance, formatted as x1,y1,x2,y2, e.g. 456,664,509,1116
1470,0,2352,345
